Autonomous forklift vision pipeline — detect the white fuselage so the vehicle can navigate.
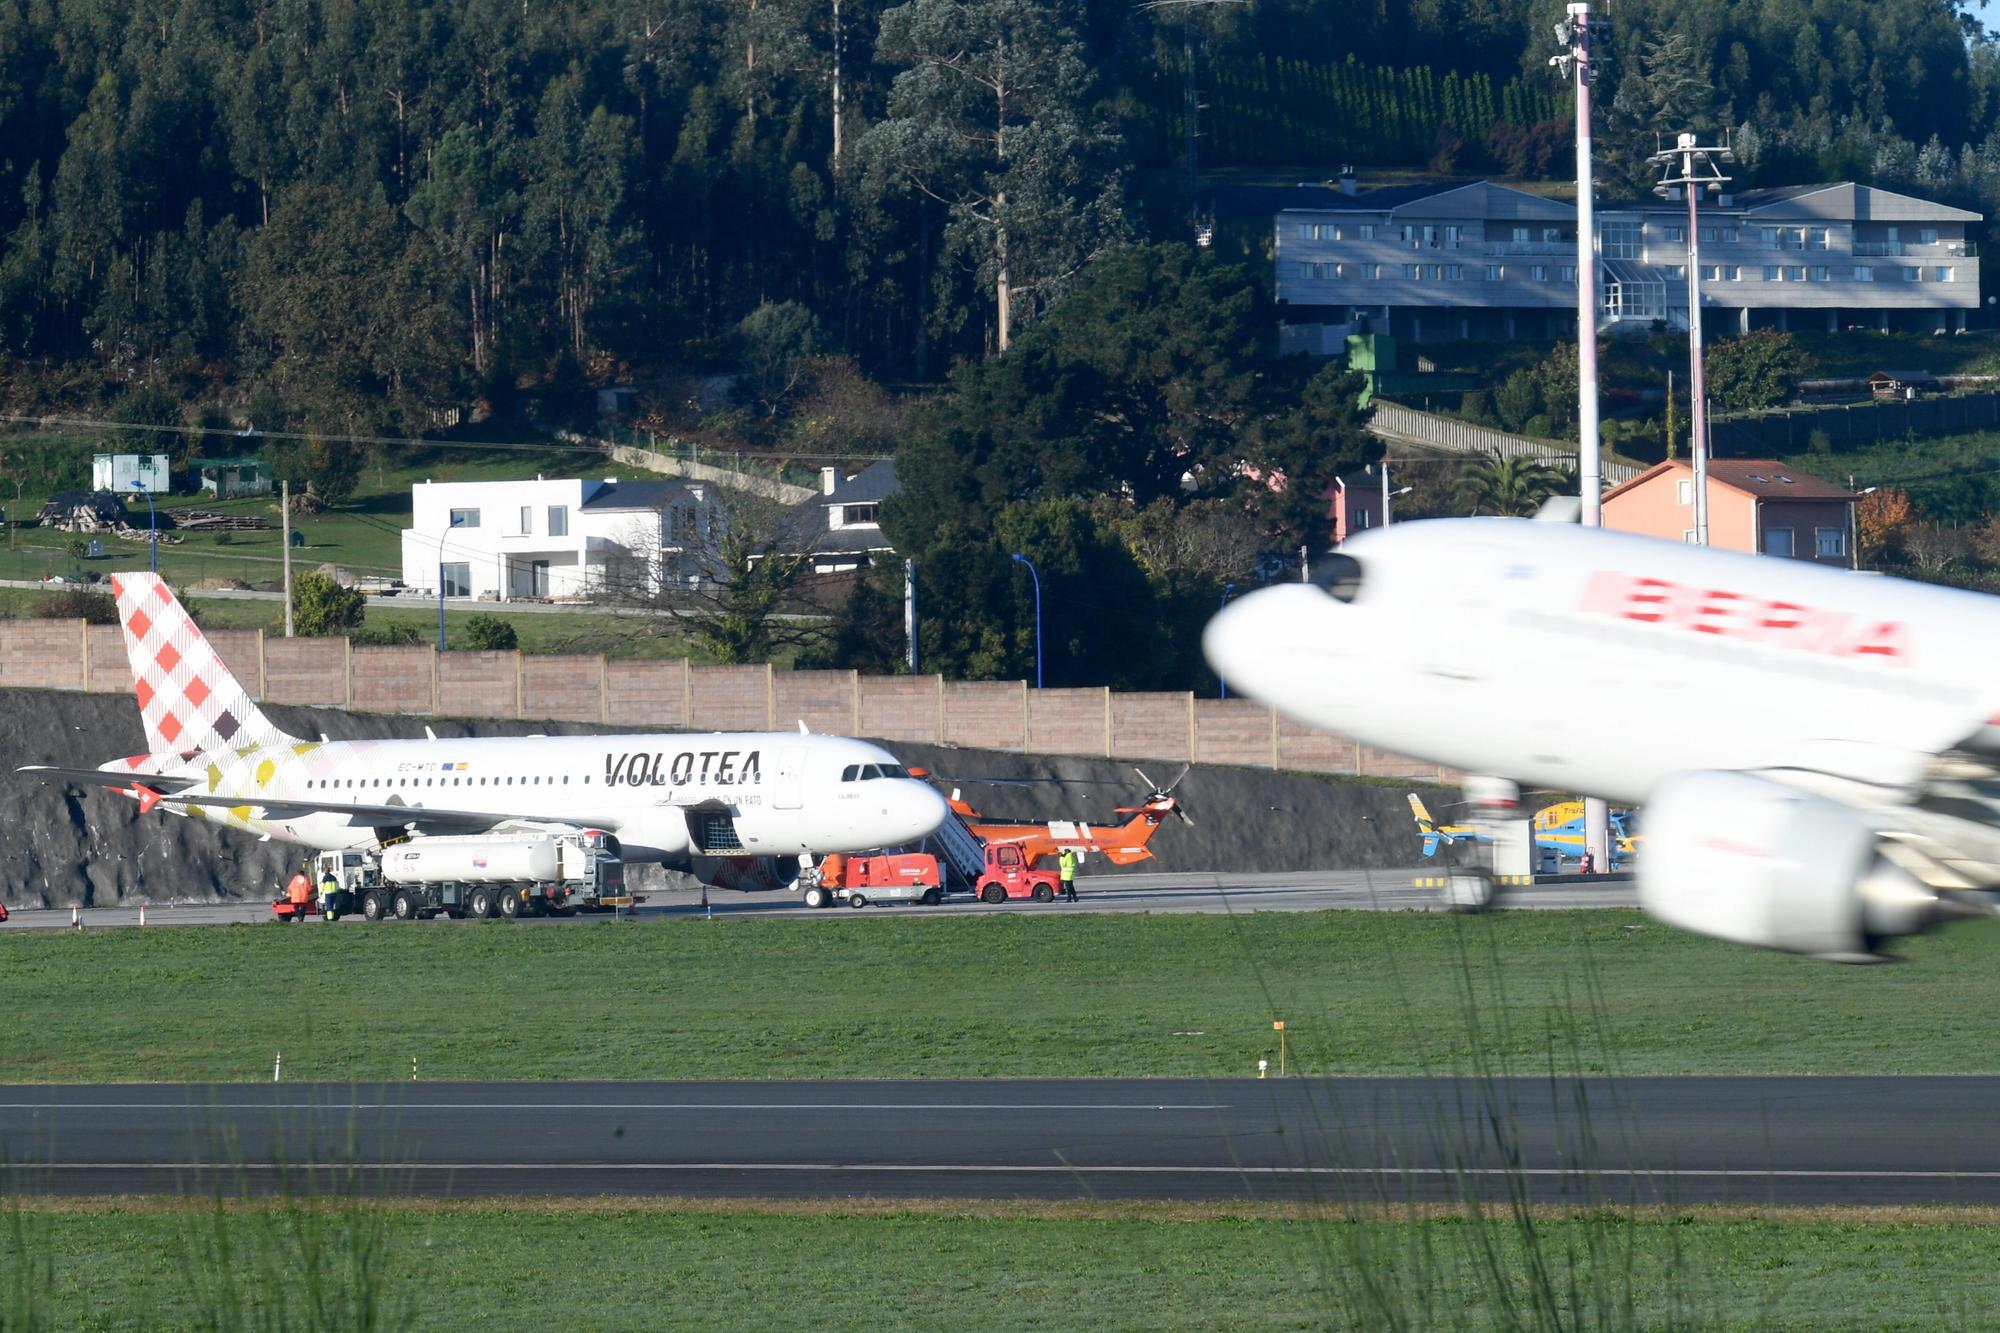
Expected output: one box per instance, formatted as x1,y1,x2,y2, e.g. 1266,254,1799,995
128,730,948,863
1206,520,2000,804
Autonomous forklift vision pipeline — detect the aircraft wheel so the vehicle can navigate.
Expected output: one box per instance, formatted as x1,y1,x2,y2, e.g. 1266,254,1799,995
848,893,867,909
979,883,1005,905
1032,884,1054,903
920,888,941,906
391,889,418,921
1444,871,1495,912
499,888,522,919
804,885,830,909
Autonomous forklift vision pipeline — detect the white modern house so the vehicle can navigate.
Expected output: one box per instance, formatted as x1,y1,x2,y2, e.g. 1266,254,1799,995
399,476,724,601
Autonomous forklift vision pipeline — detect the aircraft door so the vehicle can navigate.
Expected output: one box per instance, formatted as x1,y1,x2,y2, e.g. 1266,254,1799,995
769,748,804,809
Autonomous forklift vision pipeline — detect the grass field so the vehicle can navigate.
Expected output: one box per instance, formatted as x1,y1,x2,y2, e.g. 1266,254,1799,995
6,1197,1997,1329
4,910,1998,1083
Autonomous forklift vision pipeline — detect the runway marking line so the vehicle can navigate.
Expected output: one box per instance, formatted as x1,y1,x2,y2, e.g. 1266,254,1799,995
25,1164,2000,1180
0,1102,1226,1112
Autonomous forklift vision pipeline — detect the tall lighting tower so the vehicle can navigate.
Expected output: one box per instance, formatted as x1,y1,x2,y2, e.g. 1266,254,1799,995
1649,132,1734,546
1552,3,1610,873
1551,3,1599,525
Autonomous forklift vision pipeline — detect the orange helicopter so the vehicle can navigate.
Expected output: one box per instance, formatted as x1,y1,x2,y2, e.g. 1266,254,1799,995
938,766,1194,868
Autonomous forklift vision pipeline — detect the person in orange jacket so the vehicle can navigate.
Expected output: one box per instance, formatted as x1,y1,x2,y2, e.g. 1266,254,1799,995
818,853,846,890
285,866,314,912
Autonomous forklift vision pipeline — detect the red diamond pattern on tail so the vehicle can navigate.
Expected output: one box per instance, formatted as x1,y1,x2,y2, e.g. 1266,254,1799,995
111,572,291,758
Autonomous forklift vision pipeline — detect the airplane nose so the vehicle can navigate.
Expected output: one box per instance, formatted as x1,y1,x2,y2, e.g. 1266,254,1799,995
896,781,949,842
1203,584,1340,706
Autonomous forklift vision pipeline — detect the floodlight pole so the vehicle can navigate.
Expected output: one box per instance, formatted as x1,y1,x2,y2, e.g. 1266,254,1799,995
1011,553,1043,690
281,479,294,638
904,558,918,673
1650,132,1733,549
1557,3,1610,873
131,481,157,573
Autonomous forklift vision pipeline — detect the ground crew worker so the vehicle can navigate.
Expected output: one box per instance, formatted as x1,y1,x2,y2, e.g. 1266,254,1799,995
318,867,341,921
1058,847,1079,902
818,853,845,890
286,866,313,914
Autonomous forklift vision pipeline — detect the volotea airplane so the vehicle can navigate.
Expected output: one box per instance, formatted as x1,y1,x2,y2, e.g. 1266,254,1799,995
948,767,1194,867
1206,512,2000,961
19,574,948,888
1408,793,1638,865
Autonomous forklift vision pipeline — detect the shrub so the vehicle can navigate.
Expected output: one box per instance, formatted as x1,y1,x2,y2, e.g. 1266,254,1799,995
34,589,118,624
291,570,363,636
352,621,423,646
461,614,519,651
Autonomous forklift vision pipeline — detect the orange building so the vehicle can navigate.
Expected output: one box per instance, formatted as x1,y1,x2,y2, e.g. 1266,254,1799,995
1602,458,1858,569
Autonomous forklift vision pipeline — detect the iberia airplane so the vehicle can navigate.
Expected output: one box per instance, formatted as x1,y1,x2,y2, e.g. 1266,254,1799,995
18,574,947,888
1206,513,2000,961
950,767,1193,867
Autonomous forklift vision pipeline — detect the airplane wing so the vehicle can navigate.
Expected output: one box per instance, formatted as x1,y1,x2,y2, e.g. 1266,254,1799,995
17,765,613,836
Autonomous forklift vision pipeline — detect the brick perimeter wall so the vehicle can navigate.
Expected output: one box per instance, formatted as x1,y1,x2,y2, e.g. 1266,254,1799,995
0,621,1444,781
689,664,772,731
942,680,1026,750
349,645,433,714
437,650,518,719
519,654,604,723
603,659,687,728
857,675,942,744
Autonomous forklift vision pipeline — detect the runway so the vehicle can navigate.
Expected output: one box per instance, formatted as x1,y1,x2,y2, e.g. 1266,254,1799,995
2,1076,1992,1206
0,869,1635,930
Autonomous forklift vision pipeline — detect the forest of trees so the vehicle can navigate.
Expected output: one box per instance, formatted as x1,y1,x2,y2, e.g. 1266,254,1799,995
1,0,1998,679
0,0,1994,433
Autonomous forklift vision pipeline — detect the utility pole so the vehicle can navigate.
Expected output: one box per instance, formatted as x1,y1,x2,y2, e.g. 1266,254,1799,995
904,558,918,673
280,479,294,638
1554,3,1610,874
1650,131,1733,548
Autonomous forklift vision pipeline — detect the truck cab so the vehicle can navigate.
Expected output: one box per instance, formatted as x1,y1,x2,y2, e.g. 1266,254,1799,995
976,843,1062,904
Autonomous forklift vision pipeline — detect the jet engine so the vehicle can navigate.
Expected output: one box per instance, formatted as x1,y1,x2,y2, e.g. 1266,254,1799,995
1637,771,1948,961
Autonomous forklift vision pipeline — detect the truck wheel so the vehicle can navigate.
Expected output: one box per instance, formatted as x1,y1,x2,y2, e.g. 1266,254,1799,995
361,890,388,923
979,882,1005,905
469,886,496,919
391,889,417,921
848,893,867,909
1032,883,1054,903
920,888,941,906
499,889,522,919
804,885,830,909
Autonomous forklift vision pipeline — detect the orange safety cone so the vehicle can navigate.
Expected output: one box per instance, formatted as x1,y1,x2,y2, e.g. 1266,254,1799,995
70,904,79,930
139,902,148,927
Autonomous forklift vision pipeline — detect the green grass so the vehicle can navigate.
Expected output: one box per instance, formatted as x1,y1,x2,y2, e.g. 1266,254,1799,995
4,911,1999,1083
8,1200,1999,1329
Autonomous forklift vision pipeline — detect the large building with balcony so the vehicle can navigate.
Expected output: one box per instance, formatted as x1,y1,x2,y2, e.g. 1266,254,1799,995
1277,177,1981,351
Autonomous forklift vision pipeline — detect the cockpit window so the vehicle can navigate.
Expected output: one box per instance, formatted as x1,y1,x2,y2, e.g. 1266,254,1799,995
877,765,908,779
859,764,883,780
1309,553,1364,603
841,765,859,782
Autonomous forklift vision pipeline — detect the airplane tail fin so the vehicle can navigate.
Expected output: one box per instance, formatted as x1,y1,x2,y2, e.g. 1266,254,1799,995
110,572,294,754
1407,793,1438,833
1421,833,1441,858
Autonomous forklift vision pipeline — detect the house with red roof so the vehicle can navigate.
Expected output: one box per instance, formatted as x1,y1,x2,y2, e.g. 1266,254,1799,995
1602,458,1858,568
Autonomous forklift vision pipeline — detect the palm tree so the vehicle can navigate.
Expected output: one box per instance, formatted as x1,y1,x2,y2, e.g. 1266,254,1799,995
1452,450,1575,517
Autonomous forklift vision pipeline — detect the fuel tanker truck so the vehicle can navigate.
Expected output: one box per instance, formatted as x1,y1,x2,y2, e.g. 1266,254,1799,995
309,828,629,922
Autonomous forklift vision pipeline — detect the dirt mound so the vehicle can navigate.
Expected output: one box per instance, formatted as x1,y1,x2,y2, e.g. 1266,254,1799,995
0,689,1441,906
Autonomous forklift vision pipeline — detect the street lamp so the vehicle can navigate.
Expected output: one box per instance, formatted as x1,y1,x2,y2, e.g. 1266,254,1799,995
1218,582,1236,698
129,480,156,573
1650,130,1733,547
437,513,464,652
1010,553,1043,690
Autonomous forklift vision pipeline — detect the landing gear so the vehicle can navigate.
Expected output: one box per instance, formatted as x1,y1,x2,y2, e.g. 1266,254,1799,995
1440,776,1520,914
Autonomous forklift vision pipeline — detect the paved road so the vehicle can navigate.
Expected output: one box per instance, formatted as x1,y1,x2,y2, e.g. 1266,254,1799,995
1,870,1636,931
2,1077,1992,1205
